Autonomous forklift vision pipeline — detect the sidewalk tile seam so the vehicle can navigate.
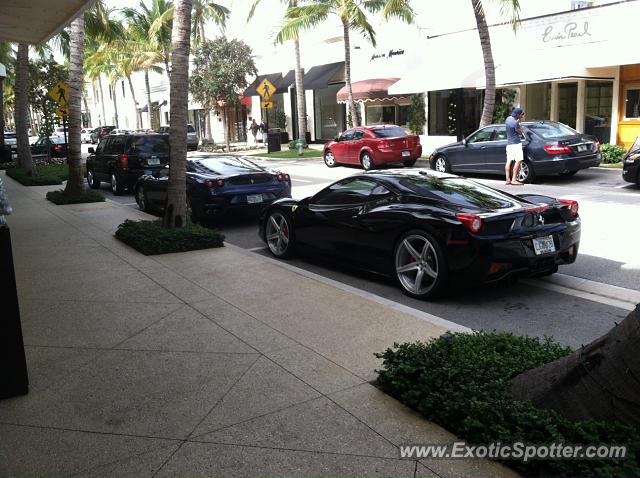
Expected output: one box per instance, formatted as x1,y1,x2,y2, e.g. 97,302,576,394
416,461,444,478
189,380,372,441
185,354,263,440
183,438,410,462
0,421,186,443
20,298,183,305
109,347,261,356
67,442,182,478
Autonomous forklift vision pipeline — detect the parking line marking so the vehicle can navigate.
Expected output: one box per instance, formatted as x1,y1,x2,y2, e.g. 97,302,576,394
292,178,313,183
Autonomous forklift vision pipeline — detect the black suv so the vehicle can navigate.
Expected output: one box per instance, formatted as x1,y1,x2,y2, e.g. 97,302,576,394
86,133,170,195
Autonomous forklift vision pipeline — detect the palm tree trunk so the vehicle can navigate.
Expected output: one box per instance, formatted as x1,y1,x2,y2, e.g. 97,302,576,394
198,17,206,44
472,0,496,128
97,75,107,126
204,110,212,142
64,17,85,194
0,76,5,148
111,82,119,128
293,37,307,142
15,43,34,176
342,18,360,127
163,0,192,229
127,75,142,130
222,106,229,153
512,304,640,425
145,68,152,129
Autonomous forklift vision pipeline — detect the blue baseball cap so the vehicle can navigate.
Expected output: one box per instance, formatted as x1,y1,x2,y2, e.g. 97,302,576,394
512,107,524,116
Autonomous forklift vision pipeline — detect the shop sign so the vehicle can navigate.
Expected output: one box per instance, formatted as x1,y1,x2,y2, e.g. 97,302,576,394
370,49,405,61
541,21,591,45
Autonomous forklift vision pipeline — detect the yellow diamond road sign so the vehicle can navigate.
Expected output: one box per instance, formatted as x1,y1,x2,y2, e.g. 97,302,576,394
261,101,274,109
49,81,70,106
54,107,68,118
257,79,275,100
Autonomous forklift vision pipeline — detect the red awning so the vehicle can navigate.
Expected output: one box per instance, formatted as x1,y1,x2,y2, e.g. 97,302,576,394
336,78,402,103
240,96,252,106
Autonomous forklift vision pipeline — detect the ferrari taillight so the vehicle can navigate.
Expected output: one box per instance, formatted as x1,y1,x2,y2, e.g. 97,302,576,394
456,213,483,233
276,173,290,182
558,199,579,217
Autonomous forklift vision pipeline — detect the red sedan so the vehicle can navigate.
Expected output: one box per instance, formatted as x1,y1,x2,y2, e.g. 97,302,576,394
323,125,422,170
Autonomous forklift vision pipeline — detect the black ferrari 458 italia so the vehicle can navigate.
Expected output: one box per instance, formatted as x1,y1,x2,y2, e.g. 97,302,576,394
259,169,581,299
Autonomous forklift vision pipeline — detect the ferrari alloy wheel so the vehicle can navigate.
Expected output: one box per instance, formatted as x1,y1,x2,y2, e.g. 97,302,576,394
360,152,374,170
266,211,294,258
324,150,336,167
136,186,149,212
394,231,446,299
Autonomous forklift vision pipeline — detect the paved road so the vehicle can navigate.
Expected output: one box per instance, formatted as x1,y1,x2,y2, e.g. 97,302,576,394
88,146,638,348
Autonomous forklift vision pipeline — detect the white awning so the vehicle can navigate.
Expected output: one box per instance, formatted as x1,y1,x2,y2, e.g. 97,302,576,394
0,1,95,45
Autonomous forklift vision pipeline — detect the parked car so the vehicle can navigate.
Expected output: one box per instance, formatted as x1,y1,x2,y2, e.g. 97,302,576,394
134,155,291,221
81,128,93,143
430,120,601,183
622,135,640,186
4,131,17,152
260,169,581,300
30,136,68,158
51,126,68,138
86,133,170,195
90,126,116,144
110,129,132,135
157,124,199,151
323,125,422,170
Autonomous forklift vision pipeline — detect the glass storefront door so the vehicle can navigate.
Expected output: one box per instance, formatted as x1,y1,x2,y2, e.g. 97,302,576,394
314,84,346,140
558,83,578,129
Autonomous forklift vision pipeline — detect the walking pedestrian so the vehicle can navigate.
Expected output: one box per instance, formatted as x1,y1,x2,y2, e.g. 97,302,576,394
249,118,259,144
505,107,525,185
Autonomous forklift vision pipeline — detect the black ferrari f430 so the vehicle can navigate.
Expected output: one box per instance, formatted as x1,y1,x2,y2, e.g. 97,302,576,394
259,169,581,299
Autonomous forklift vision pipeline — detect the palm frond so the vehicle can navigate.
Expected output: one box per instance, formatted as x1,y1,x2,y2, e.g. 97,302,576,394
496,0,521,31
275,3,330,43
381,0,415,24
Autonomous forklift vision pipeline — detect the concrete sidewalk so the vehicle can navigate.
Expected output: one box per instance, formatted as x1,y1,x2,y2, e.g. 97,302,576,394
0,173,516,478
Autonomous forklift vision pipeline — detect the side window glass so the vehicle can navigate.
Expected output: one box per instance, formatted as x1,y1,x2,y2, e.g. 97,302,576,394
494,127,507,141
352,130,364,140
313,178,378,205
467,127,495,144
340,131,355,141
98,138,109,154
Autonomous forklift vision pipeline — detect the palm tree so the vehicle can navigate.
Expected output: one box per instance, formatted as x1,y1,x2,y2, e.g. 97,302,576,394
249,0,308,144
163,0,192,228
123,0,174,82
277,0,415,128
14,44,35,176
472,0,520,128
65,17,85,194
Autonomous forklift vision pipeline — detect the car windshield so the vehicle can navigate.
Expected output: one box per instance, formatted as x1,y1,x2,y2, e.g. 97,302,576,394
399,175,516,210
132,136,169,153
526,122,577,139
50,136,66,144
371,127,407,138
188,156,262,175
187,125,196,133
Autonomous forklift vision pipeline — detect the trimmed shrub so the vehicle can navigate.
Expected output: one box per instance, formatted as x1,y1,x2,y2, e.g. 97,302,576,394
115,219,225,255
376,333,640,477
5,163,68,185
46,189,105,204
288,139,308,151
600,143,627,164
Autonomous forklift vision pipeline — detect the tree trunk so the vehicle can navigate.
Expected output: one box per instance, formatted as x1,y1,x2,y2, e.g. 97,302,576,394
198,18,206,45
472,0,496,128
111,82,119,128
15,44,35,176
293,37,307,142
0,76,4,148
164,57,171,82
204,110,212,142
222,106,229,153
342,18,360,127
145,68,152,129
512,304,640,425
97,75,107,126
64,17,85,194
127,75,142,130
163,0,192,229
82,92,91,128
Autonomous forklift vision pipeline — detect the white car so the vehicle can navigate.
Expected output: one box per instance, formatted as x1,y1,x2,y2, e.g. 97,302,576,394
81,128,93,143
4,131,17,151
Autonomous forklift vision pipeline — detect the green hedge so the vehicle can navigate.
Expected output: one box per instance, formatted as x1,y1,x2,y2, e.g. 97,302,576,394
46,189,105,204
376,333,640,477
5,163,69,185
600,144,627,164
115,219,225,255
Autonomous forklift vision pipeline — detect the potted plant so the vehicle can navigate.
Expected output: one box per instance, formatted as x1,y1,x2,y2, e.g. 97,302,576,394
275,110,289,144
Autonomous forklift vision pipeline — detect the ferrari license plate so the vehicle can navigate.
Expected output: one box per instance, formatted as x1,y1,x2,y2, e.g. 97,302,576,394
147,157,160,165
532,235,555,255
247,194,263,204
401,150,411,157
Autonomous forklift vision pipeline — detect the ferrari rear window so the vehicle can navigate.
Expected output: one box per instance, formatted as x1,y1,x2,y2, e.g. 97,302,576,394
400,176,515,210
372,127,407,138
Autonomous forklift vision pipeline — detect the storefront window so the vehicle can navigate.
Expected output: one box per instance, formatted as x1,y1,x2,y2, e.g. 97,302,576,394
397,105,411,128
524,83,551,121
314,84,345,140
624,85,640,119
366,105,395,125
585,81,612,139
428,89,483,139
558,83,577,129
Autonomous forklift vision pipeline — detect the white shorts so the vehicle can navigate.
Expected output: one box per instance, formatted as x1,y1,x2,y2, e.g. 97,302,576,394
506,143,524,163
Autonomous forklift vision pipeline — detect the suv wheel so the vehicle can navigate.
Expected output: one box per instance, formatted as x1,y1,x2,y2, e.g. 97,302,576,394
111,173,125,195
87,169,100,189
